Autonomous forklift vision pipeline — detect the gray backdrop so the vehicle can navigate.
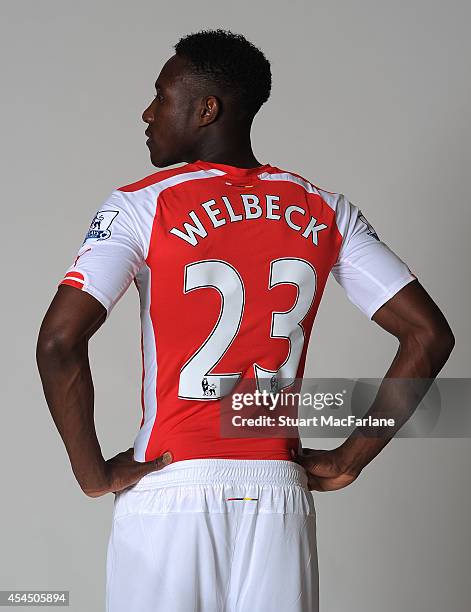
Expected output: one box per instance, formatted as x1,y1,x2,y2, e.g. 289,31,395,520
1,1,470,610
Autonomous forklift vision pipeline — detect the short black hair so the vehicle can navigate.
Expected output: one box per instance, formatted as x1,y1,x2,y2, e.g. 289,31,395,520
174,28,271,119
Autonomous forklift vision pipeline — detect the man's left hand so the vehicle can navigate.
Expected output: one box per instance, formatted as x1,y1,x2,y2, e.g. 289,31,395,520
291,447,361,492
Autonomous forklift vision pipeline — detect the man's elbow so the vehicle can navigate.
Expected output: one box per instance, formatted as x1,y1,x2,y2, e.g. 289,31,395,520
81,486,106,499
424,324,455,357
408,322,455,367
36,327,82,368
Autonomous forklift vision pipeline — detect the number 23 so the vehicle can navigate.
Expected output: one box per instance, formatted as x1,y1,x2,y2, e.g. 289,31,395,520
178,258,317,400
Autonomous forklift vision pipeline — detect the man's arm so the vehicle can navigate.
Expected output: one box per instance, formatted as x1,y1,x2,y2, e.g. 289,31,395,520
36,285,172,498
294,279,455,491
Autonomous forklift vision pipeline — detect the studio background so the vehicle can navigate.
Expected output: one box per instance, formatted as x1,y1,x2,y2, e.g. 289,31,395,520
1,1,470,610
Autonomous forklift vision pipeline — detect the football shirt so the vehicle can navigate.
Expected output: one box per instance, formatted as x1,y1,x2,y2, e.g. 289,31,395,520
59,160,416,462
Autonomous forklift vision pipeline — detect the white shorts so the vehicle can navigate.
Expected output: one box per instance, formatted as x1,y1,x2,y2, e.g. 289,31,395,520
106,458,318,612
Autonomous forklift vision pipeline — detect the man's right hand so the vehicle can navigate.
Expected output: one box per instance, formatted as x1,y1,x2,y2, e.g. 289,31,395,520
84,447,173,498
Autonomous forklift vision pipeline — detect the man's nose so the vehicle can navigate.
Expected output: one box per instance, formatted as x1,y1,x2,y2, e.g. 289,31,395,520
142,105,154,124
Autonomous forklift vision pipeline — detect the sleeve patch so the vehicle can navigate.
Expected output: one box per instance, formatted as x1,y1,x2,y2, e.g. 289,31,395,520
83,210,119,243
357,210,380,241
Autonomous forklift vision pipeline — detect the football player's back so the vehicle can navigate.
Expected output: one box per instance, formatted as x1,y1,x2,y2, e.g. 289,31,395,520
131,159,340,462
61,159,338,461
60,157,416,463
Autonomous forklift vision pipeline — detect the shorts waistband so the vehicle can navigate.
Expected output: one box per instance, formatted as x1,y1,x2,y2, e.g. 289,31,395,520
131,458,309,490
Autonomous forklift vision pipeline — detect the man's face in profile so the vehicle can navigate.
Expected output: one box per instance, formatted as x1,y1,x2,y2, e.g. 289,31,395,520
142,54,199,167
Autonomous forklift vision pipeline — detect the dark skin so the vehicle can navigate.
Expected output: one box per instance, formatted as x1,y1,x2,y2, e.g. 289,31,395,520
36,53,455,497
293,281,454,491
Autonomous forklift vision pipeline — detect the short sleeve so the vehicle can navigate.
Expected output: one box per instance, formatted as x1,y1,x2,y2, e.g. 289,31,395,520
58,189,145,317
330,195,417,319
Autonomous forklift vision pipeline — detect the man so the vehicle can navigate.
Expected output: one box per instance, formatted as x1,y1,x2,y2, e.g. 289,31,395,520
36,28,454,612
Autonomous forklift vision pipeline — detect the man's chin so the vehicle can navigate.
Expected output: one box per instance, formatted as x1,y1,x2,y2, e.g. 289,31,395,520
149,152,165,168
149,151,179,169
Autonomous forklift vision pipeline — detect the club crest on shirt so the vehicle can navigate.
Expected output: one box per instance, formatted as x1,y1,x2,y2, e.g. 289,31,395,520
83,210,119,242
358,210,379,241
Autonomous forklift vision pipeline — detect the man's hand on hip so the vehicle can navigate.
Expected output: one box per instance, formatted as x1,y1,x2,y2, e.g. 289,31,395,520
86,448,173,498
292,447,361,492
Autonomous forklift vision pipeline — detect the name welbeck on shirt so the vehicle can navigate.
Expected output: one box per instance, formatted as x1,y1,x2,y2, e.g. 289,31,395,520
169,192,329,247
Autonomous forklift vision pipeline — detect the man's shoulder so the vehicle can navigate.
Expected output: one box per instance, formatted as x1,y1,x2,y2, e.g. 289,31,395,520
116,163,194,193
271,165,343,207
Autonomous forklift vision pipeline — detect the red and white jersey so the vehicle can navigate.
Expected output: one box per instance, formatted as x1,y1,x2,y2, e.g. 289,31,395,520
59,160,417,463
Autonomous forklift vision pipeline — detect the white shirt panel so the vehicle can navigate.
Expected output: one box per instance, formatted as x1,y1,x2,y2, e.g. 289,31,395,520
59,190,145,317
330,193,417,319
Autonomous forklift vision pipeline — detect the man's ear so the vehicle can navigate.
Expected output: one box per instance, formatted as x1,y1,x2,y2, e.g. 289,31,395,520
199,95,220,125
